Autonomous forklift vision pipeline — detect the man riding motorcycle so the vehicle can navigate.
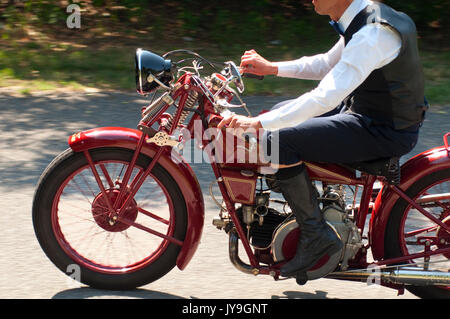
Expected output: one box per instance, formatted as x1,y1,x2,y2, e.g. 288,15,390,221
218,0,428,281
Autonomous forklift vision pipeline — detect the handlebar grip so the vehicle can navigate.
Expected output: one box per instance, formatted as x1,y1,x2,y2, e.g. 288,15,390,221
242,73,264,80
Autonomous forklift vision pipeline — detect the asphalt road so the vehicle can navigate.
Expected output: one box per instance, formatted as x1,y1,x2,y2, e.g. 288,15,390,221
0,91,448,299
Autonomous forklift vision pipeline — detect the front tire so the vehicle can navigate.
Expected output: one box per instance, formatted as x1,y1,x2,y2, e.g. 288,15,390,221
385,168,450,299
33,147,188,289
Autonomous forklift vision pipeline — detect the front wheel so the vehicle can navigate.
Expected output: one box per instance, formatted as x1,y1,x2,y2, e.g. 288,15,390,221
33,147,187,289
385,168,450,299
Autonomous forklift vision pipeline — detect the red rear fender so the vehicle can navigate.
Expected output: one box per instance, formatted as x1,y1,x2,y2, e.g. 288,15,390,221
69,127,204,270
370,144,450,260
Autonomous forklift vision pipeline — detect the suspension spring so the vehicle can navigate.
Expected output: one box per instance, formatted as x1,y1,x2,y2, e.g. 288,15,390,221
167,91,198,130
141,92,174,123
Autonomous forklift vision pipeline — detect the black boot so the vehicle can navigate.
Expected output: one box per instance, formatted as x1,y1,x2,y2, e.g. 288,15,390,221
276,164,343,278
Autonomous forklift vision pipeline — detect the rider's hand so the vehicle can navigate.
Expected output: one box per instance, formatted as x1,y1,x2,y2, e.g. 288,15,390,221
217,114,263,137
240,50,278,76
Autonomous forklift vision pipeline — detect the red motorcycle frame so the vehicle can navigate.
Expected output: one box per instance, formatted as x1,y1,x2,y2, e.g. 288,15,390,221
33,53,449,298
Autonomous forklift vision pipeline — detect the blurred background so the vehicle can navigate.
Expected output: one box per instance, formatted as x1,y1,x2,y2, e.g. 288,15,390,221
0,0,448,105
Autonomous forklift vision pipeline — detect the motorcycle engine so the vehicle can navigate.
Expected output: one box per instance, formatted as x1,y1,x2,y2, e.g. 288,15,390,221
244,184,362,280
270,185,362,279
236,193,288,249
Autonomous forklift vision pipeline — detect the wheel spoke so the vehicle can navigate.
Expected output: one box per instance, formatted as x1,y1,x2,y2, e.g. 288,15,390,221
80,171,98,197
117,216,182,247
68,178,93,205
398,177,450,278
99,163,115,188
138,207,170,225
405,225,439,238
392,185,450,232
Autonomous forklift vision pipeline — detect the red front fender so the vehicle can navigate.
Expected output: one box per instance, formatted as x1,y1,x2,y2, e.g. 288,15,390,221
370,144,450,261
69,127,204,270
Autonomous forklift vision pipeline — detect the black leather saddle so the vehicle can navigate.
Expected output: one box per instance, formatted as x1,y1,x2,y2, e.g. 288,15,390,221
343,157,401,185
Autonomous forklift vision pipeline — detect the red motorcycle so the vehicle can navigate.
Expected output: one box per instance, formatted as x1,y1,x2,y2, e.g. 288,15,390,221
33,49,450,299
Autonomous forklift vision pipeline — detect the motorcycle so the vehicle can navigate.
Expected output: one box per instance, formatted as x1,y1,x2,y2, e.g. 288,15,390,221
32,48,450,299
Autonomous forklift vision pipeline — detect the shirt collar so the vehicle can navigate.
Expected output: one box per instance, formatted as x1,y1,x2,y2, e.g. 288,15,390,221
337,0,372,33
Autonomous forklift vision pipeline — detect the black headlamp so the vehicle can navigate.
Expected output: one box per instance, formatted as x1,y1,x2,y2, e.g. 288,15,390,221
135,49,173,95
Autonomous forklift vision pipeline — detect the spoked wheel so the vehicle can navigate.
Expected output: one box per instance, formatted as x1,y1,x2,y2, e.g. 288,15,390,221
385,169,450,299
33,147,187,289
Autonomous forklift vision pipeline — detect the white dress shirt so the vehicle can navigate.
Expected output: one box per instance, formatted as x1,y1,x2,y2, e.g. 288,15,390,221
257,0,402,130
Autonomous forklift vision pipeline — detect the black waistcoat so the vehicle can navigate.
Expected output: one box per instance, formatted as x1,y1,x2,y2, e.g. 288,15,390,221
344,2,427,130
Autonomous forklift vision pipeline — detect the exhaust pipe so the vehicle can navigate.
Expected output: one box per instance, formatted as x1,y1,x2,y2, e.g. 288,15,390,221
229,228,449,287
385,269,450,286
229,229,254,275
328,268,450,286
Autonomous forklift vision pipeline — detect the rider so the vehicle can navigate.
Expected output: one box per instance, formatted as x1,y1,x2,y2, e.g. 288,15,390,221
218,0,427,280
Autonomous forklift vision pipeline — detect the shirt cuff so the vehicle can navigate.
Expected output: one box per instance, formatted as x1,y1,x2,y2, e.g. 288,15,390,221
256,110,283,130
273,61,301,78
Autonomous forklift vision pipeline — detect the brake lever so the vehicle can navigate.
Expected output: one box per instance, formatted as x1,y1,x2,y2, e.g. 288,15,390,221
216,99,246,108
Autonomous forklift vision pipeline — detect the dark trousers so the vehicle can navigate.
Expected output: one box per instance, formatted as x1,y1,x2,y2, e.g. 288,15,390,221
264,100,419,166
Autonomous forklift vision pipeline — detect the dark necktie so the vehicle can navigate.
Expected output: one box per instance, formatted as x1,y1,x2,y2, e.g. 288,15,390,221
329,20,345,36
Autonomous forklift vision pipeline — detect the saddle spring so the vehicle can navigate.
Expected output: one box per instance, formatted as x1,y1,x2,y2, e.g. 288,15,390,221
387,157,401,185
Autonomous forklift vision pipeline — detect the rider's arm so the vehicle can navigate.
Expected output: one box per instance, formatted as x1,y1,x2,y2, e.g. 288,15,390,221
257,24,402,130
274,37,345,80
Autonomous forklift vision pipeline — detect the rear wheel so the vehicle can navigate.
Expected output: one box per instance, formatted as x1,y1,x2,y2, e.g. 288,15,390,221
33,147,187,289
385,169,450,299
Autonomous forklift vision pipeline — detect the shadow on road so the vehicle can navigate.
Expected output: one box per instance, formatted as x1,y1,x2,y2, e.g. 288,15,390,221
272,290,331,299
52,287,186,299
52,287,331,299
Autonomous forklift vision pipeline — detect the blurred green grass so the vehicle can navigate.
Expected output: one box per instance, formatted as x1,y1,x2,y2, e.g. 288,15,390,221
0,39,448,105
0,0,448,106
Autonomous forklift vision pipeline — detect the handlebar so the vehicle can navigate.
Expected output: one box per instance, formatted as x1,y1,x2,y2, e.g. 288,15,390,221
242,73,264,80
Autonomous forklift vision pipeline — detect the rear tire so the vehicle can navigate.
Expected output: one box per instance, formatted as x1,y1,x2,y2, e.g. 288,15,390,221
33,147,187,290
385,168,450,299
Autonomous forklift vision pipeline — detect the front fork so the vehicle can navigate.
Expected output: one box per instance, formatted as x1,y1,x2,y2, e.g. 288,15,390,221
82,129,183,248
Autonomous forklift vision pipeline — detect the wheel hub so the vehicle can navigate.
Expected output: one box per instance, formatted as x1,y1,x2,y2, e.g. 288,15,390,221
91,189,138,232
